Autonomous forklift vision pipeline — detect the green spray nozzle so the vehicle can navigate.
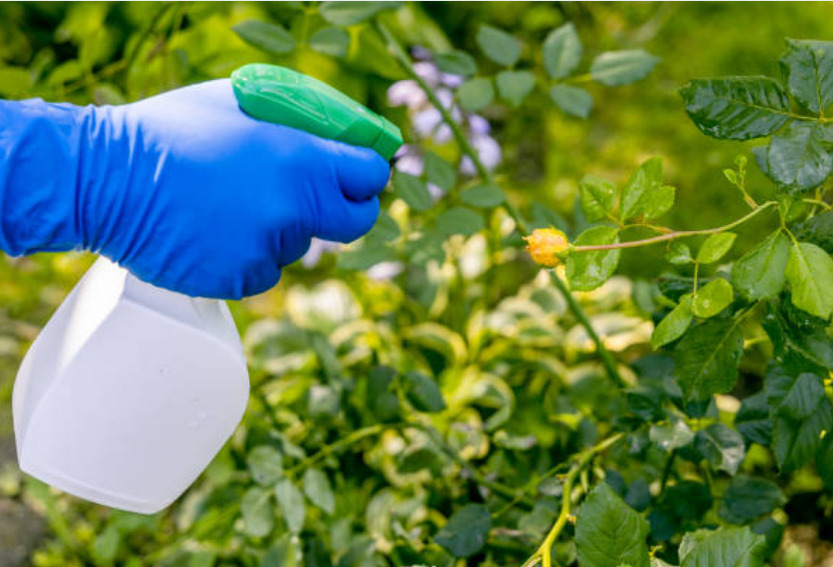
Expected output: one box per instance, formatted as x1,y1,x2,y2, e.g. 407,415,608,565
231,63,403,161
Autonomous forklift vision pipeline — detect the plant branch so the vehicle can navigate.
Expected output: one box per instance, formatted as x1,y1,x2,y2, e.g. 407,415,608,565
527,433,624,567
285,423,395,476
573,201,777,253
550,272,626,388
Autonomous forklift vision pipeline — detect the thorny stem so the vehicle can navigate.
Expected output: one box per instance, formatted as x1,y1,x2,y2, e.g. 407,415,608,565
572,200,778,253
377,21,625,388
524,434,625,567
550,273,626,388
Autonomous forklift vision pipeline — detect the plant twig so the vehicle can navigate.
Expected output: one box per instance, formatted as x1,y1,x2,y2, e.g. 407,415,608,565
526,433,624,567
573,201,778,253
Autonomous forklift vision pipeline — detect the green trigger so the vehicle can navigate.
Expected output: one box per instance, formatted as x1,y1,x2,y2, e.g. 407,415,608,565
231,63,403,161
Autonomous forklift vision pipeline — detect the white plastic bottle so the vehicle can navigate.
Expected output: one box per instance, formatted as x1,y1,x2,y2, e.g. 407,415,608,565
12,257,249,514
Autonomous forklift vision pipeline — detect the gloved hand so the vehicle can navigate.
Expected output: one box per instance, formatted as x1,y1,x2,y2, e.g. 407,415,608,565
0,79,390,299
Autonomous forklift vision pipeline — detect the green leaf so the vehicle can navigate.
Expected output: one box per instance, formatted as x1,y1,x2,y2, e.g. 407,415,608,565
673,318,744,403
0,66,33,98
720,475,785,524
643,185,676,219
435,504,492,558
549,84,593,118
366,210,401,243
762,297,833,370
398,446,443,474
476,25,521,67
620,157,663,220
93,525,120,563
667,242,694,265
767,364,833,471
404,371,446,412
652,295,693,349
794,210,833,253
766,121,833,193
261,535,301,567
424,152,457,191
367,366,401,422
650,420,695,451
303,468,335,514
248,446,284,486
575,483,650,567
695,423,746,475
457,77,494,112
777,372,825,420
816,433,833,491
681,77,792,140
566,226,621,291
732,230,791,300
786,241,833,319
692,279,734,318
308,26,350,57
496,70,536,107
579,175,616,222
394,173,432,211
679,527,767,567
435,207,484,237
318,1,402,25
460,184,506,207
780,39,833,114
697,232,736,264
435,50,478,77
590,49,659,86
233,20,296,55
241,487,275,538
735,392,774,446
338,243,397,270
543,22,582,79
773,400,832,472
275,479,306,534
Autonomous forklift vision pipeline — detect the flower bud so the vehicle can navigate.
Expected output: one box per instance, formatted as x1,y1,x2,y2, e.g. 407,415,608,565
523,228,570,267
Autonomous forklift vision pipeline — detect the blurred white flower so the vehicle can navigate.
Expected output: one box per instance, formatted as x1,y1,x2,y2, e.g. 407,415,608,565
468,114,490,136
427,182,445,200
366,261,404,280
412,107,443,138
411,45,433,61
440,73,464,88
434,123,453,144
387,80,426,109
395,152,424,176
413,61,440,85
386,58,502,185
461,135,502,175
302,238,341,268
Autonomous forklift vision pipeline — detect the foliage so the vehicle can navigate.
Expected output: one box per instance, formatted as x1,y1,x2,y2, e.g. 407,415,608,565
1,3,833,567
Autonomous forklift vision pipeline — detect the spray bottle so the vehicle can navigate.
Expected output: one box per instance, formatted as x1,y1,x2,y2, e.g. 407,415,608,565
12,63,402,514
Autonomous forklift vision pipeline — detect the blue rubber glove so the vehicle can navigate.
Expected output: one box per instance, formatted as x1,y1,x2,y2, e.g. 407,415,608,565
0,79,390,298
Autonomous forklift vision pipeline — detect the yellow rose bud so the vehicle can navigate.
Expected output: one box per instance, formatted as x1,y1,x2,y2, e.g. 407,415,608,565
523,228,570,267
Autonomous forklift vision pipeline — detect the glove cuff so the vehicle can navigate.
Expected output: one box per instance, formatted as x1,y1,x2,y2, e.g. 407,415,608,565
0,98,98,255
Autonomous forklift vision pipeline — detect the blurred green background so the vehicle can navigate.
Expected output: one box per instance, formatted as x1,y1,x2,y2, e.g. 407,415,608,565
0,2,832,566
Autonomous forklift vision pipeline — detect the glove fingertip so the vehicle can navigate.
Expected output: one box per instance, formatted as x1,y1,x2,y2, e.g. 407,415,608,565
334,145,391,202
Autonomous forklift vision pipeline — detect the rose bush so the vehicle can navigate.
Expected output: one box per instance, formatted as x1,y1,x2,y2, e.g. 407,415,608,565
1,3,833,567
